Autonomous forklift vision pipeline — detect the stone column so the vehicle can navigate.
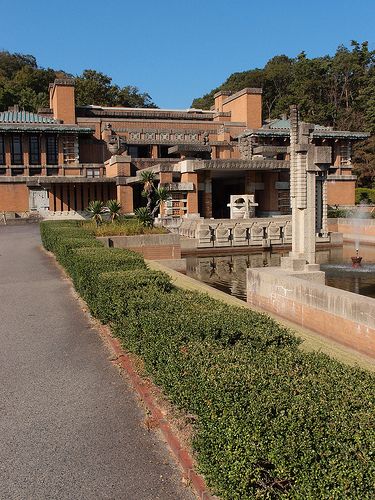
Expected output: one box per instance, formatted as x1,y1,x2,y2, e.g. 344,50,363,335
159,171,172,217
321,176,328,237
179,160,199,216
202,171,212,218
282,105,319,270
117,185,133,214
181,172,198,215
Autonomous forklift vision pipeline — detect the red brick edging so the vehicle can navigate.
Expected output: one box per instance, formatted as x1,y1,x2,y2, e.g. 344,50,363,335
102,331,214,500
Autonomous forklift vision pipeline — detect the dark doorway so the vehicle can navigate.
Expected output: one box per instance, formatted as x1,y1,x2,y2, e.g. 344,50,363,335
212,176,245,218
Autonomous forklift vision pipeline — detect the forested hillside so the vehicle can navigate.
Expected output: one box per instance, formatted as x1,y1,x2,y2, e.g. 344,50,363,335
193,41,375,134
0,51,156,111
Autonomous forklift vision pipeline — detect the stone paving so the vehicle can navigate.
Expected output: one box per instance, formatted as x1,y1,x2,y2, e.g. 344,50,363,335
0,224,193,500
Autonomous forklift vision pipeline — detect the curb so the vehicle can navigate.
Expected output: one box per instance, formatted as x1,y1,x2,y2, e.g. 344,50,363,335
101,332,215,500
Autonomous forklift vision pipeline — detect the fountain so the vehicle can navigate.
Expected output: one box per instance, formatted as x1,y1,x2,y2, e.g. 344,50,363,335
351,248,362,267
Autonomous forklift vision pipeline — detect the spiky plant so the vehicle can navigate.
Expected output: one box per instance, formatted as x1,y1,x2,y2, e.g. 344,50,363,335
106,199,122,223
86,200,105,227
134,206,153,227
151,186,170,218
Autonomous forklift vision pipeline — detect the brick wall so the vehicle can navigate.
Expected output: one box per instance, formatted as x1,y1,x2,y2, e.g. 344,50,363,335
0,184,29,212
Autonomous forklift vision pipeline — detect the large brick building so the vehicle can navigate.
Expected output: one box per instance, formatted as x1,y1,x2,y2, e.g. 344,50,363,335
0,78,368,219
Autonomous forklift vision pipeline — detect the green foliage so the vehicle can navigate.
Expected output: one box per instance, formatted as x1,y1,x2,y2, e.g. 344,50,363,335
75,69,156,108
86,200,105,227
327,206,353,218
353,136,375,188
192,41,375,133
134,206,153,227
106,199,122,222
40,221,92,252
0,51,156,112
93,269,172,323
355,188,375,204
68,247,146,306
90,219,167,236
40,221,375,499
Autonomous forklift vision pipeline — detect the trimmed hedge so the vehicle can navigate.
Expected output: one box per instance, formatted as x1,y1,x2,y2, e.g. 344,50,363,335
68,247,146,306
94,269,173,323
40,221,375,499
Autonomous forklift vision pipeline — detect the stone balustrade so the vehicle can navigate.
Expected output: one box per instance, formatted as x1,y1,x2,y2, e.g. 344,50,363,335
177,216,293,248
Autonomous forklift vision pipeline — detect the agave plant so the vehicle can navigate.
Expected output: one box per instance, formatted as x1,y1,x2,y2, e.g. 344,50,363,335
86,200,105,227
106,199,122,223
151,186,170,218
140,170,156,211
134,206,153,227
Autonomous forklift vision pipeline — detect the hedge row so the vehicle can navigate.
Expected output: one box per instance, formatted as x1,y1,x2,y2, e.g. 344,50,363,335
40,221,375,499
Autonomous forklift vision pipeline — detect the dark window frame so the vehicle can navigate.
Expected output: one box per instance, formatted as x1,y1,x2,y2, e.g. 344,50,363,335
0,135,5,165
11,135,23,165
46,135,58,165
29,135,40,165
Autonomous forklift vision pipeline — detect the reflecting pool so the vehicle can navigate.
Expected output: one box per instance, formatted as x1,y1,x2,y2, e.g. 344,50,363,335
185,244,375,300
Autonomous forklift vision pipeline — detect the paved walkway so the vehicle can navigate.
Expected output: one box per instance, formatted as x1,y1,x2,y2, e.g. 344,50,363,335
0,225,193,500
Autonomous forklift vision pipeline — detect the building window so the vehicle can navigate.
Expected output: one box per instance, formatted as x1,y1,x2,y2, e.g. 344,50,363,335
47,167,59,176
29,168,42,176
11,168,24,176
0,135,5,164
87,168,100,178
11,135,23,164
29,136,40,165
0,168,6,175
46,136,58,165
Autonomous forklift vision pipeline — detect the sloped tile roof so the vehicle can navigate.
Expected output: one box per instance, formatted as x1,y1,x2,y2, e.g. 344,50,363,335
0,111,58,124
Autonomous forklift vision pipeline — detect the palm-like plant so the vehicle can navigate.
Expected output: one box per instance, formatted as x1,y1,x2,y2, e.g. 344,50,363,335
106,199,122,223
86,200,105,227
151,186,170,218
140,170,156,211
134,206,153,227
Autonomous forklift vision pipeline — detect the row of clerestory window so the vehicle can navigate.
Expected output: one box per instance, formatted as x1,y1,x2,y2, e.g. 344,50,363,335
0,134,58,165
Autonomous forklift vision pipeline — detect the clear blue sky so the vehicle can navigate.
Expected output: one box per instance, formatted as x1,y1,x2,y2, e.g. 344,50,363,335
1,0,374,108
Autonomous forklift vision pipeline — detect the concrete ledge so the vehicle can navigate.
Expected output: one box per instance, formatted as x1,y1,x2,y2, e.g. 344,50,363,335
247,267,375,358
98,233,181,260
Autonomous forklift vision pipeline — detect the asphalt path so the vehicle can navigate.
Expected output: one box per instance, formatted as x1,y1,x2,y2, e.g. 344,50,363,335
0,224,194,500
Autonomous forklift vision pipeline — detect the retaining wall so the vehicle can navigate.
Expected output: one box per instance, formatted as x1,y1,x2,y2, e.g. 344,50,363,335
247,267,375,358
98,233,181,260
328,218,375,245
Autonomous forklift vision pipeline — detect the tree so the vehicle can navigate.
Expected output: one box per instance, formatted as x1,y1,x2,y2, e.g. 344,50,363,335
75,69,157,108
140,170,156,212
352,137,375,187
0,51,157,111
136,171,170,226
151,187,170,218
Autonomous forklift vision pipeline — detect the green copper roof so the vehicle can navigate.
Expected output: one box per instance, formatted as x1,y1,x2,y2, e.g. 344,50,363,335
0,110,58,124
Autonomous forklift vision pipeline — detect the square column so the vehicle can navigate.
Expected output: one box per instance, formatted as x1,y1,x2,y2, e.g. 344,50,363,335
117,185,133,214
181,172,198,215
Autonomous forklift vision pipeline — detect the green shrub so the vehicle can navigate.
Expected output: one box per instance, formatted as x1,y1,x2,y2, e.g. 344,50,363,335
68,247,146,306
355,188,375,205
85,219,167,236
327,206,353,218
40,221,375,499
55,237,103,269
94,269,173,323
40,221,92,252
112,290,375,499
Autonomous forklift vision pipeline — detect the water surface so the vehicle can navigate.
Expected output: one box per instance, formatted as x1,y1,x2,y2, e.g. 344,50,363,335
185,244,375,300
